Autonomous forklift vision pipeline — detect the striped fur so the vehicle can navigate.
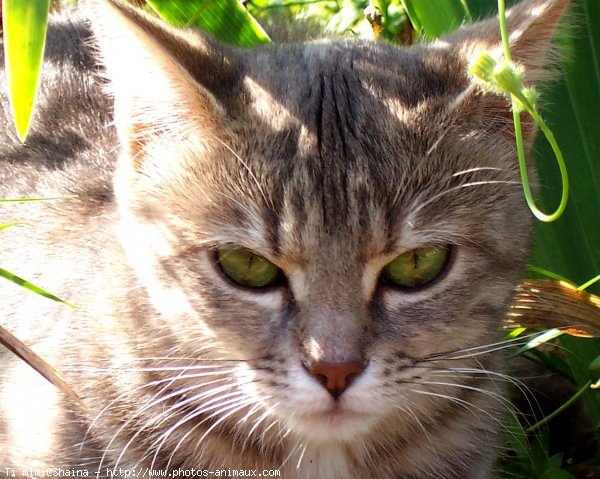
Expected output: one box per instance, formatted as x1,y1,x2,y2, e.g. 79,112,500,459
0,0,568,477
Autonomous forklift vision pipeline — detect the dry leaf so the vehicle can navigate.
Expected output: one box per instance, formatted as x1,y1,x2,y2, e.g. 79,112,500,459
506,279,600,337
0,323,87,410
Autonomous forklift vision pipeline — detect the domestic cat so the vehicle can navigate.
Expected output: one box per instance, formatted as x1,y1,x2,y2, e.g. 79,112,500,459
0,0,568,477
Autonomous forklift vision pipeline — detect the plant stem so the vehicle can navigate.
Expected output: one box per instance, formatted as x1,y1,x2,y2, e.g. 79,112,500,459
497,0,569,222
578,275,600,292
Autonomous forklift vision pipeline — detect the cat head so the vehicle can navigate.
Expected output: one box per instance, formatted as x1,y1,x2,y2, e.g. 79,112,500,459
91,0,567,463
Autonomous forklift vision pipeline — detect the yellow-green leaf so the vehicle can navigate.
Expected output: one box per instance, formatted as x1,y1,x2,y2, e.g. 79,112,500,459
1,0,51,142
146,0,271,47
401,0,469,39
0,268,73,307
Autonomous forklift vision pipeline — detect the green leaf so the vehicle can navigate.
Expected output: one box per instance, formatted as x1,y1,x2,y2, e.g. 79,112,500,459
528,0,600,296
146,0,271,47
0,268,73,307
504,409,530,460
589,353,600,381
542,468,574,479
401,0,469,39
0,195,76,203
463,0,519,20
1,0,51,142
0,221,28,231
548,452,564,469
559,335,600,436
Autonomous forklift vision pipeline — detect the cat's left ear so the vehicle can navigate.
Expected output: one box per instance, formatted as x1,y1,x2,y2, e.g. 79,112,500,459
90,0,241,165
444,0,569,141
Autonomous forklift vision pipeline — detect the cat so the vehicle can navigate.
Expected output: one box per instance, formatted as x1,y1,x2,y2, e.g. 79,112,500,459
0,0,569,477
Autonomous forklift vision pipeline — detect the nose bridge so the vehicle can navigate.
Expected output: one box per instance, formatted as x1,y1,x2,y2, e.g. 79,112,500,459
295,264,369,364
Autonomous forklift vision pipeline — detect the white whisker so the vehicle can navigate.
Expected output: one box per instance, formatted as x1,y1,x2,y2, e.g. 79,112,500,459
164,397,258,471
411,180,521,218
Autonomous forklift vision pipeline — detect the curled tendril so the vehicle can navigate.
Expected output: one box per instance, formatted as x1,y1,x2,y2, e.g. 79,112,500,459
468,0,569,223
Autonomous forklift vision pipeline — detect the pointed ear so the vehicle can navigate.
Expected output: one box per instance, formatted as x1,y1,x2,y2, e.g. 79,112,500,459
90,0,240,164
443,0,569,142
449,0,569,81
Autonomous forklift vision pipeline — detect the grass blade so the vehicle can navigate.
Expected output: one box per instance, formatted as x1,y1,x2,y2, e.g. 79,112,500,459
0,221,28,231
0,195,76,203
0,268,73,307
1,0,51,142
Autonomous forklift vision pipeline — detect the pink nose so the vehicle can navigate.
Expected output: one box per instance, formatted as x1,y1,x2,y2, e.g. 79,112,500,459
306,361,365,398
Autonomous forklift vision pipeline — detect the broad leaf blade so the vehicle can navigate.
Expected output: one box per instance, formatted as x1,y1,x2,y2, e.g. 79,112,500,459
401,0,469,39
464,0,519,20
529,0,600,296
1,0,51,142
146,0,271,47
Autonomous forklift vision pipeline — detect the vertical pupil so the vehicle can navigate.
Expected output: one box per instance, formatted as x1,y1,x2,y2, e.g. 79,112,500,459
412,250,419,269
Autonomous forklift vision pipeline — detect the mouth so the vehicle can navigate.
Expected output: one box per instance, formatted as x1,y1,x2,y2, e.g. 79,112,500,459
304,408,366,425
292,408,377,440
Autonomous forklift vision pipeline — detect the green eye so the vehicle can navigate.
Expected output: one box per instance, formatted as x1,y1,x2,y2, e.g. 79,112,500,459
381,246,450,289
216,248,284,289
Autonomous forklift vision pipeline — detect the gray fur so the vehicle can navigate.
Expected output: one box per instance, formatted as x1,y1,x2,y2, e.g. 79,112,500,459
0,1,567,477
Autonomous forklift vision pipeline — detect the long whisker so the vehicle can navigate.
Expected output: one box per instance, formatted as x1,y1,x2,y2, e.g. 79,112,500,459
105,376,238,472
242,401,280,452
145,381,261,471
424,331,544,361
408,389,505,430
419,380,513,410
295,442,308,470
409,384,530,455
126,384,244,471
387,398,439,461
84,369,234,453
66,364,242,373
428,369,543,421
451,167,505,177
278,438,303,470
163,397,258,471
410,180,521,218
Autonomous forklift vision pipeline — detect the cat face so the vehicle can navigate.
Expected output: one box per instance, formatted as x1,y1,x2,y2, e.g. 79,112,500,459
89,0,567,470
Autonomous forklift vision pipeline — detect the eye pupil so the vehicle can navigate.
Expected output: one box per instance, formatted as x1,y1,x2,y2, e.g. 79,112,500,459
216,248,283,289
381,246,449,289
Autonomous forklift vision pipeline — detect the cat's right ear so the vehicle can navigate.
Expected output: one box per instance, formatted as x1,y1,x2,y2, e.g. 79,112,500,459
442,0,569,143
90,0,239,165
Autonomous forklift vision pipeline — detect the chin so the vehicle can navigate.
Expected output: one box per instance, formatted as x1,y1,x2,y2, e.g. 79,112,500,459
288,408,381,443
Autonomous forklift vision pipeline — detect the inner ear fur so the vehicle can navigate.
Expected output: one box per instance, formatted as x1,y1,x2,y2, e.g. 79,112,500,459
91,0,242,161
